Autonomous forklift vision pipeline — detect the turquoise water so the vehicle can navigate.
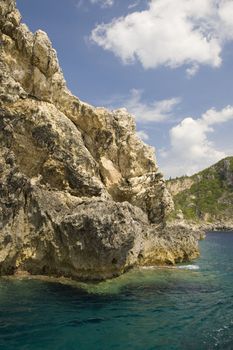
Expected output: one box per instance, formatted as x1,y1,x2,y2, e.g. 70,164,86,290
0,232,233,350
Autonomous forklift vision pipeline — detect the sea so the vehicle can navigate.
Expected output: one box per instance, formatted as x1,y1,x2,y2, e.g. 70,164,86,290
0,231,233,350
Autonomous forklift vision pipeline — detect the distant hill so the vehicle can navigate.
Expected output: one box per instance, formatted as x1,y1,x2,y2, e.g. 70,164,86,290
166,157,233,226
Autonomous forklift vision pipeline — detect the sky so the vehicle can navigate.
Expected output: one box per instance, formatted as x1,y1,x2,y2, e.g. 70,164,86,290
17,0,233,178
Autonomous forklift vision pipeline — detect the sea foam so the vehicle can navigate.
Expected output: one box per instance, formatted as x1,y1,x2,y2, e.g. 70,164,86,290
177,265,200,270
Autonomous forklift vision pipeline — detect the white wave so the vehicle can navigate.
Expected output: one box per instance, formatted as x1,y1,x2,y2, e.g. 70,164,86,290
140,264,200,271
140,266,159,270
177,265,200,270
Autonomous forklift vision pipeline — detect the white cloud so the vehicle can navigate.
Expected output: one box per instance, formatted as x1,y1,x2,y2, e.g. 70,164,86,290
186,64,199,78
218,1,233,39
159,105,233,178
128,1,140,9
124,89,181,122
90,0,114,8
91,0,233,74
76,0,114,9
137,130,149,141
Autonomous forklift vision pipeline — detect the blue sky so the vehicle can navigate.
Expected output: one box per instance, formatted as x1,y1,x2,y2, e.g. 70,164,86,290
17,0,233,178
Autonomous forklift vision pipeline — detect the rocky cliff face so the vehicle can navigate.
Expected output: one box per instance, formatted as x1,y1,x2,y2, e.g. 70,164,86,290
167,157,233,230
0,0,200,280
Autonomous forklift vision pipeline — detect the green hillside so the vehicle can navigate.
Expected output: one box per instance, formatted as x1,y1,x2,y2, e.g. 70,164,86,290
167,157,233,223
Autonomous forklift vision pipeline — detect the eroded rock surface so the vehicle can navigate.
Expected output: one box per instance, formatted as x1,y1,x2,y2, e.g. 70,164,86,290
0,0,200,280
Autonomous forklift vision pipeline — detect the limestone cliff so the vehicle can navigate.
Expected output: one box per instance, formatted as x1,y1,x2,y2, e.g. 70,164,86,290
0,0,200,280
167,157,233,230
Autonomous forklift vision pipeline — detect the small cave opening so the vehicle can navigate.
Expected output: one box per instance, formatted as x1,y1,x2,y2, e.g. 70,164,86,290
112,258,118,265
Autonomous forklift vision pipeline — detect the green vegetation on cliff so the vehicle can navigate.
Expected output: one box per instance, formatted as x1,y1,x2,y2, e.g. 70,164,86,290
167,157,233,223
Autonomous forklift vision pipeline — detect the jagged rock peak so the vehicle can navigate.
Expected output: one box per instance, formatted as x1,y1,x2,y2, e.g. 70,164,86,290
0,0,200,280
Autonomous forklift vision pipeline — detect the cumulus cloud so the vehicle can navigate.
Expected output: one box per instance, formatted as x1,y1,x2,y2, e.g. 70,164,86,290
125,89,181,122
159,105,233,178
91,0,233,74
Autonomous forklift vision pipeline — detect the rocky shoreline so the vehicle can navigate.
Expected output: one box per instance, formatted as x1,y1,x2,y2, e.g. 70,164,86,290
0,0,200,280
198,222,233,232
169,219,233,236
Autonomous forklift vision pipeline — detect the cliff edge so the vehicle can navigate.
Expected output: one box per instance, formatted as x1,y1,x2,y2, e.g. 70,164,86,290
0,0,200,280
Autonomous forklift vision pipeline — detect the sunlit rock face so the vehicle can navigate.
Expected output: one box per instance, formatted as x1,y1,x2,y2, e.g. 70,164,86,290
0,0,199,280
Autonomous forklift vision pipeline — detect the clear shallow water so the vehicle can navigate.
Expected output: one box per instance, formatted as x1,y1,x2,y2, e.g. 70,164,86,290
0,232,233,350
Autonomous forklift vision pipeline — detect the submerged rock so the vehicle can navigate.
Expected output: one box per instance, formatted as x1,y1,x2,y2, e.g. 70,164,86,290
0,0,200,280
